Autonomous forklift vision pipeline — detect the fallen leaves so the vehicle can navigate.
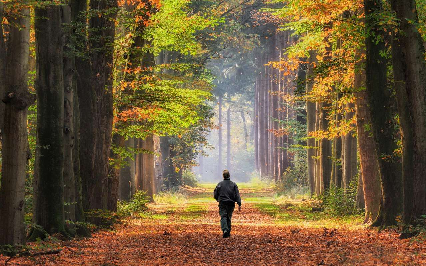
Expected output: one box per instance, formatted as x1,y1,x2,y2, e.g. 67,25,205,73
2,188,426,265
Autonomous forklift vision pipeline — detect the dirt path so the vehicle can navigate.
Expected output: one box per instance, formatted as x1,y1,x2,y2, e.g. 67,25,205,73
2,187,426,265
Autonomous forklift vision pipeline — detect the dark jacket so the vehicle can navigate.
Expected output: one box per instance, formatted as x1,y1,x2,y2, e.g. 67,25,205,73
214,178,241,206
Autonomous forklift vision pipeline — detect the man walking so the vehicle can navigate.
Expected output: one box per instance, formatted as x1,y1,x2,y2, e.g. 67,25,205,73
214,170,241,238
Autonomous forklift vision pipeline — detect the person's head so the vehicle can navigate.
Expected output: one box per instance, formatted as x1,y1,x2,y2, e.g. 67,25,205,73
223,170,230,179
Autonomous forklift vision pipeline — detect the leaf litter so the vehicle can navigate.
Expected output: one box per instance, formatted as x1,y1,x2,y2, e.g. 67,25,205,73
1,187,426,266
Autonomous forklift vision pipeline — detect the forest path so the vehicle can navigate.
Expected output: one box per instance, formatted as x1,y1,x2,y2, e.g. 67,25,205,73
2,183,426,265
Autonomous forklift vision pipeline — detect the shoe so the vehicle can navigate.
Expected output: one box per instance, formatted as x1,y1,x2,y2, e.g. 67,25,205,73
223,230,230,238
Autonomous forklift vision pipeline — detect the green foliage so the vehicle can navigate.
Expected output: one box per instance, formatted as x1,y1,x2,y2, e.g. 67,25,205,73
145,0,221,56
320,181,362,217
154,191,187,205
0,244,30,258
117,190,150,217
181,170,199,187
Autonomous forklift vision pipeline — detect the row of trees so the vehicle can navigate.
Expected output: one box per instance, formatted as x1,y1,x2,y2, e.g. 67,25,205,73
0,0,233,245
257,0,426,227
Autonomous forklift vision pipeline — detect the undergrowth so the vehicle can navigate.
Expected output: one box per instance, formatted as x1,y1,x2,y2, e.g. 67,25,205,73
117,190,150,217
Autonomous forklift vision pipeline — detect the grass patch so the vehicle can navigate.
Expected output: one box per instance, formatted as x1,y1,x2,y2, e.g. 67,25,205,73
154,191,188,205
139,212,168,220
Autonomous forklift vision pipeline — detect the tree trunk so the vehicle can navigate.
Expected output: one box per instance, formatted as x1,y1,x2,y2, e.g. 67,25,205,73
390,0,426,225
254,78,259,171
33,4,66,235
332,136,342,188
227,106,231,171
62,5,76,222
259,55,267,177
306,54,316,196
0,2,5,135
78,0,118,211
240,110,248,150
73,79,84,222
354,58,381,223
142,135,156,200
319,102,332,193
0,7,32,245
356,170,365,209
218,95,223,176
135,138,143,192
365,0,403,226
160,136,176,189
342,104,356,190
119,137,135,201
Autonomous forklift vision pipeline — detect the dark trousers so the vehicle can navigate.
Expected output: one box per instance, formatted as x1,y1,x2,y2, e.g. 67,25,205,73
219,201,235,233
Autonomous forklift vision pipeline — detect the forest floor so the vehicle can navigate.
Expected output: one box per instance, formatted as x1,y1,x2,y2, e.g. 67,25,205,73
2,182,426,266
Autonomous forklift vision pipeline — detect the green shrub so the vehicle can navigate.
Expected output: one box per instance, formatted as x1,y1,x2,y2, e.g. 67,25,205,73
182,170,198,187
117,190,150,217
321,180,362,216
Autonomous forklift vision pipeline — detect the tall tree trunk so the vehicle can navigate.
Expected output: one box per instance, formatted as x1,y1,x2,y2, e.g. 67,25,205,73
69,0,85,222
390,0,426,225
365,0,402,226
0,7,32,245
218,95,223,176
259,54,267,177
342,104,356,190
354,58,381,223
319,101,332,193
332,137,342,188
118,137,135,201
142,135,156,200
240,110,248,150
73,80,84,222
199,153,204,178
161,136,176,189
135,139,143,192
254,78,259,171
0,2,5,135
356,171,365,208
33,4,66,235
306,54,316,196
63,5,76,222
227,106,231,171
78,0,118,211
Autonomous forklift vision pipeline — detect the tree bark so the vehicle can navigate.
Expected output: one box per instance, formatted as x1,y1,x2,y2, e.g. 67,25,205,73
218,95,223,176
240,110,248,150
0,2,5,135
365,0,403,226
227,106,231,171
0,7,32,245
342,103,357,190
354,59,381,223
306,53,316,196
390,0,426,225
142,135,156,200
118,137,135,201
73,79,84,222
78,0,118,211
254,78,259,171
33,4,66,235
62,5,76,222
